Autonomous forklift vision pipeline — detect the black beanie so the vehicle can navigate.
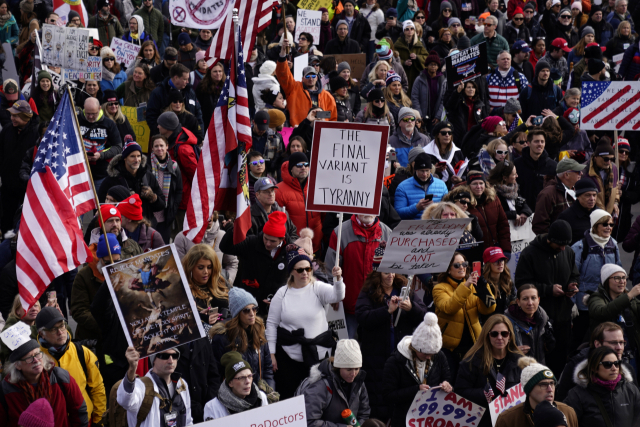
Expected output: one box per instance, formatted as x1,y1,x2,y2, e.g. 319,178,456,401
367,88,385,103
414,152,432,170
548,220,572,246
330,76,349,91
584,45,603,60
107,185,132,202
535,60,550,75
588,58,605,76
169,89,185,103
261,88,279,106
288,151,309,172
533,401,568,427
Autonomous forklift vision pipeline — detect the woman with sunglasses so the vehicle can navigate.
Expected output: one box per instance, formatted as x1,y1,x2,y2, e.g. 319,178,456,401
443,187,485,242
424,121,465,186
163,89,204,144
433,252,496,379
546,7,580,48
456,315,524,427
101,90,135,142
394,20,428,94
444,79,487,144
614,139,639,240
503,7,531,45
488,160,532,226
266,244,345,399
564,346,640,427
117,64,155,107
413,11,433,44
356,88,395,130
478,138,511,179
99,46,127,93
431,1,458,34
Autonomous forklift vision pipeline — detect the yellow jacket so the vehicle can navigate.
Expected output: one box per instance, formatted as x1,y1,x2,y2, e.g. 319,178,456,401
433,276,495,351
41,341,106,423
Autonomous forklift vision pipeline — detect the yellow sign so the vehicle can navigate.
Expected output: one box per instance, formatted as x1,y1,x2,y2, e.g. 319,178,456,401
297,0,331,11
121,106,150,153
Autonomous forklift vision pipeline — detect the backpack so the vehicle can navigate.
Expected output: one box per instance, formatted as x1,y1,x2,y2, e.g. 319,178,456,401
108,376,157,427
521,83,561,104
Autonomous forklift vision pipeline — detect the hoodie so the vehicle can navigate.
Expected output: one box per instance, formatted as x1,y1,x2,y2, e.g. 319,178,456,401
78,109,123,180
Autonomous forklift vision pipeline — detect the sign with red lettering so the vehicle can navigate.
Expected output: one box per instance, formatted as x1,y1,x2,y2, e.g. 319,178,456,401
406,388,486,427
377,219,471,275
199,395,307,426
490,384,526,426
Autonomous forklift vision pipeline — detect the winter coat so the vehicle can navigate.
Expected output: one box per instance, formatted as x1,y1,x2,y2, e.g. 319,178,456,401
411,71,445,121
88,13,124,46
118,79,152,107
331,10,371,49
606,11,636,33
586,159,620,214
394,175,449,219
564,361,640,427
252,75,280,111
383,336,451,427
249,202,298,243
503,21,531,45
325,218,391,314
456,351,523,427
360,56,410,94
495,184,533,221
77,109,123,180
605,35,634,61
147,154,182,225
424,140,466,185
303,359,371,427
515,234,580,322
514,148,558,212
443,89,487,144
495,401,578,427
532,178,575,234
558,200,595,245
355,288,426,421
70,256,104,343
150,62,171,86
388,127,429,167
468,188,512,252
333,92,354,122
623,215,640,283
100,69,127,93
394,36,428,93
433,276,496,351
486,67,529,110
323,35,362,54
519,69,564,119
203,387,268,420
431,39,455,59
165,126,198,211
108,115,135,145
132,6,164,47
146,77,203,140
122,30,153,46
542,50,570,82
0,14,18,47
504,306,552,365
319,21,333,51
0,114,39,200
469,32,510,68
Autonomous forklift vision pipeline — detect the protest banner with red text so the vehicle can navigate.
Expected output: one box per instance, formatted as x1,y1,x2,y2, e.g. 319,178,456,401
489,384,526,426
407,388,486,427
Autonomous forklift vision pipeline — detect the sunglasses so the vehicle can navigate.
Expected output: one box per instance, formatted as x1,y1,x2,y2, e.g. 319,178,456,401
600,360,621,369
89,46,99,51
402,117,416,122
439,130,452,135
495,150,508,155
294,267,313,273
373,99,385,104
108,102,119,107
304,74,317,79
156,352,179,360
299,37,307,41
295,162,310,168
415,15,425,19
484,23,494,27
514,17,523,21
104,57,115,61
498,121,506,126
489,331,510,338
601,156,615,162
450,23,460,27
619,150,630,154
560,15,571,19
456,200,469,205
250,159,265,166
515,139,528,144
443,8,451,12
242,306,258,315
601,222,616,228
453,262,469,269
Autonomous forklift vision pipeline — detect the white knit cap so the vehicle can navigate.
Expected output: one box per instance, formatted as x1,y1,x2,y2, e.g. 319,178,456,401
519,357,556,394
589,209,611,228
334,339,362,368
259,60,277,77
411,313,442,354
403,20,415,31
601,263,626,285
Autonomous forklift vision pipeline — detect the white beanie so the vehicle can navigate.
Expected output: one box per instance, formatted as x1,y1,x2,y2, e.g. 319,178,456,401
589,209,611,229
259,60,277,77
411,313,442,354
334,339,362,368
403,20,415,31
600,263,626,285
519,357,556,395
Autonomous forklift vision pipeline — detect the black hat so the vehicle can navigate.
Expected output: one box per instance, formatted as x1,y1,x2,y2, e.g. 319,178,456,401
414,152,432,170
36,306,65,330
454,191,471,201
590,4,602,15
367,88,385,103
330,76,349,91
103,89,118,103
574,177,599,196
594,141,614,157
288,151,309,172
584,45,604,60
169,89,184,103
432,120,453,137
107,185,132,202
8,339,40,363
548,220,572,246
588,58,605,75
457,35,471,50
533,401,568,427
254,110,270,131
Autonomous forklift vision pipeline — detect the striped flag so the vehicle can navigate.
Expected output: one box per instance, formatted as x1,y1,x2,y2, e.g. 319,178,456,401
484,381,495,403
496,372,506,395
16,92,95,311
581,81,640,130
53,0,89,27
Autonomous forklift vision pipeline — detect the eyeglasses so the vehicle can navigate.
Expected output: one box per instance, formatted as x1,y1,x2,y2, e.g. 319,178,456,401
450,23,460,27
604,340,627,347
484,23,494,27
600,360,621,369
104,57,115,62
415,15,425,20
452,262,469,269
44,322,68,333
515,139,528,145
89,46,99,51
156,352,180,360
108,102,119,107
457,200,469,206
250,159,265,166
402,117,416,122
609,276,627,283
495,150,508,155
498,121,506,126
443,8,451,12
242,306,258,315
439,130,452,135
304,74,317,79
299,37,307,41
373,99,385,104
295,162,309,168
294,267,313,273
171,100,184,104
489,331,510,338
601,156,615,162
234,374,253,382
20,351,44,364
537,381,556,389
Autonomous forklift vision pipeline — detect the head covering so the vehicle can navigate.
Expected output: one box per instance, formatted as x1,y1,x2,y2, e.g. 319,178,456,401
398,106,417,122
343,0,356,6
336,19,349,30
574,177,598,195
377,44,393,60
288,151,309,172
131,14,145,34
254,110,270,131
302,65,317,77
467,171,485,184
229,287,259,319
559,7,571,17
533,401,568,427
221,351,252,384
158,111,180,131
169,89,184,104
118,194,143,221
35,306,65,331
286,243,313,273
513,40,532,53
386,7,397,17
432,120,453,137
519,356,557,395
483,247,507,263
99,204,121,226
330,76,349,91
9,339,40,363
440,1,452,12
411,313,443,354
103,89,118,103
107,185,131,202
454,191,471,201
563,107,580,125
584,44,604,60
551,38,571,52
164,47,178,61
616,137,631,152
37,70,52,84
571,1,582,12
448,17,461,26
3,79,18,97
18,398,55,427
293,228,314,256
178,32,192,46
367,88,385,103
385,71,401,86
504,98,521,114
407,147,424,165
479,12,490,20
97,233,121,258
595,142,614,157
414,152,432,170
267,109,285,129
254,176,277,193
8,100,33,116
403,20,415,31
372,241,386,270
581,25,594,38
149,347,180,366
425,52,441,68
337,61,351,75
556,158,586,173
547,220,572,246
481,116,503,133
263,211,287,238
590,4,602,14
259,60,276,77
20,0,34,13
601,264,626,285
588,58,605,75
524,2,536,11
590,208,611,229
334,339,362,368
535,61,552,78
319,7,328,13
100,46,116,60
122,139,142,159
92,38,104,49
513,6,524,16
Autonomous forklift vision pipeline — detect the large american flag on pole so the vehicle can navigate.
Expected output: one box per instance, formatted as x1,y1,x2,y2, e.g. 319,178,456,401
581,81,640,131
16,92,95,310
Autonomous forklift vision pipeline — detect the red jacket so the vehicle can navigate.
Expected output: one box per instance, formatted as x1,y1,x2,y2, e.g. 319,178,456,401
468,190,512,253
170,126,198,210
0,367,89,427
276,161,323,253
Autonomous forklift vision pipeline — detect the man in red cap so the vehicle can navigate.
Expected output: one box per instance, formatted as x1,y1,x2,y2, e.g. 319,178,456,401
220,211,290,316
89,204,143,259
118,194,165,252
542,38,570,83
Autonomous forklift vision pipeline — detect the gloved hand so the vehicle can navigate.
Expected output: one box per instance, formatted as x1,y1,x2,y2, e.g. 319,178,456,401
474,276,496,308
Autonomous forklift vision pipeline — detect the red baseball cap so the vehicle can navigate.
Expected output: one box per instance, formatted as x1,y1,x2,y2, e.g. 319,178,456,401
483,247,507,264
551,38,571,53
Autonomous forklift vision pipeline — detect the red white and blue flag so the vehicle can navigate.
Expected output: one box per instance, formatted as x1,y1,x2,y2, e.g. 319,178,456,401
484,381,495,403
496,372,506,395
53,0,89,27
16,92,95,310
581,81,640,131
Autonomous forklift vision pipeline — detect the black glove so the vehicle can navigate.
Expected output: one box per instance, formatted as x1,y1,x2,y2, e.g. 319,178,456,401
474,276,496,308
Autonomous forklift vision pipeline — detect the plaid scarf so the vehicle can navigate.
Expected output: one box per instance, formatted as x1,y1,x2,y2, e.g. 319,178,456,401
151,153,171,208
16,369,52,404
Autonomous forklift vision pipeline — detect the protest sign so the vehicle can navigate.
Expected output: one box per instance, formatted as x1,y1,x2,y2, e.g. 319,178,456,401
295,9,321,46
407,388,486,427
613,53,624,74
325,302,348,340
294,53,308,82
306,121,388,215
281,126,294,147
103,244,205,358
325,53,367,82
42,24,66,67
2,43,19,87
110,38,142,68
297,0,332,9
489,384,526,426
42,25,102,80
169,0,231,29
377,219,471,275
581,81,640,130
507,215,535,281
63,56,102,81
446,42,488,89
198,395,307,427
122,106,151,152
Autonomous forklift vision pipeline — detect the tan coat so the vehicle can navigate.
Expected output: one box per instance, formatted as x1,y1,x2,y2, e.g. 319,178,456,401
495,401,579,427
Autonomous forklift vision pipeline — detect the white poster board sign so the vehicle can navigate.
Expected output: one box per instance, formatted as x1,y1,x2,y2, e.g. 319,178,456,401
406,389,486,427
293,52,308,82
306,121,389,215
490,384,526,426
581,81,640,131
613,52,624,74
295,9,322,46
43,24,102,80
197,395,307,426
325,301,348,340
508,215,535,282
377,219,471,275
110,38,142,67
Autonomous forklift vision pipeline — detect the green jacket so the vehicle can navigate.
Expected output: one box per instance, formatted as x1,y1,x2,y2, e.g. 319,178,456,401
0,316,38,364
588,283,640,352
393,36,428,94
133,6,164,47
469,32,510,68
88,13,124,47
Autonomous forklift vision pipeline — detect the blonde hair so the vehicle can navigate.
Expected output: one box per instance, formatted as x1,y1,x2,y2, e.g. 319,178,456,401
422,202,473,231
101,102,126,124
367,60,390,83
384,83,412,108
182,244,229,301
486,139,510,160
9,295,40,320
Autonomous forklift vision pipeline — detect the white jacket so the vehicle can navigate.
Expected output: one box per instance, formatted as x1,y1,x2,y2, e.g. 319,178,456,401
117,371,193,427
252,75,281,111
203,390,269,421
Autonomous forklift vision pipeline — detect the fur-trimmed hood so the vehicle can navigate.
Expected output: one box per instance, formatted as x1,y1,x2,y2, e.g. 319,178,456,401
572,358,634,388
106,153,149,178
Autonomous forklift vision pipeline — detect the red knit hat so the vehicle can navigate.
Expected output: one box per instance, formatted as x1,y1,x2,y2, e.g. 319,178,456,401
117,194,143,221
18,398,54,427
263,211,287,238
99,204,121,226
513,6,524,16
481,116,504,133
616,137,630,151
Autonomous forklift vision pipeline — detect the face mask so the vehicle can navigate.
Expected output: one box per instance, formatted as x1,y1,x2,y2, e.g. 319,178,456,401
567,109,580,124
372,103,385,116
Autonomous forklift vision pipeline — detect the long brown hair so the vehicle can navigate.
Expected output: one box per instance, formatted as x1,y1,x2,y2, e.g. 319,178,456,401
361,270,408,304
482,259,513,299
136,40,161,65
182,244,229,301
225,314,267,353
198,63,226,94
126,64,156,91
437,252,469,284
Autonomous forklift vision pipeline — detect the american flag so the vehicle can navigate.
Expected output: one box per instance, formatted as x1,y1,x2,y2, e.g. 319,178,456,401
205,0,277,62
484,381,495,403
184,23,252,245
16,92,95,310
486,70,528,109
581,81,640,130
53,0,88,26
496,372,506,395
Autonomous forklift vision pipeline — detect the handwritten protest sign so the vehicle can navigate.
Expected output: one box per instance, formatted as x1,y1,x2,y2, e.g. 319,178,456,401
0,322,32,351
198,395,307,427
63,56,102,81
297,0,332,10
377,219,471,275
42,25,102,80
122,106,151,152
407,388,486,427
110,38,141,67
325,301,348,340
507,215,534,281
581,81,640,130
103,244,205,359
306,122,388,215
490,384,526,426
325,53,367,82
295,9,321,46
169,0,231,29
446,42,488,89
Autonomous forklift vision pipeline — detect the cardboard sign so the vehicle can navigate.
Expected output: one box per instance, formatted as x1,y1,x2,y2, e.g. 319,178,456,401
110,38,142,67
103,244,205,359
490,384,526,426
325,301,348,340
325,53,366,83
581,81,640,131
407,388,486,427
122,106,151,152
199,395,307,426
295,9,321,46
306,121,388,215
169,0,231,29
294,53,308,82
377,219,471,275
297,0,332,10
446,42,488,89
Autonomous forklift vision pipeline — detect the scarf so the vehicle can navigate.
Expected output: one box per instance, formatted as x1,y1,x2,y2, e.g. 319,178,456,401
102,66,116,82
495,183,519,201
592,374,621,391
151,153,171,208
16,369,53,404
39,336,70,360
590,232,610,249
507,303,536,326
217,381,261,414
0,12,11,27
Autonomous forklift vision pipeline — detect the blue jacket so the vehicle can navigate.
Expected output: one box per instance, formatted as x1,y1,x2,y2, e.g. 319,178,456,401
571,232,621,311
394,175,448,219
606,11,635,33
0,15,18,47
100,70,127,92
619,43,640,81
388,127,429,167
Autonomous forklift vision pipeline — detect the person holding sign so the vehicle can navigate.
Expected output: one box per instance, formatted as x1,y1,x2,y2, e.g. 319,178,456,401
395,152,448,219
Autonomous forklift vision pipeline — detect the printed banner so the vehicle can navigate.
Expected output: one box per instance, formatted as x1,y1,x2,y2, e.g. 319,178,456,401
377,219,471,275
169,0,232,29
407,388,486,427
446,42,488,89
306,121,388,215
295,9,321,46
103,244,205,358
325,53,367,82
490,384,526,426
198,395,307,426
581,81,640,130
297,0,331,10
325,301,348,340
110,38,142,68
122,106,151,153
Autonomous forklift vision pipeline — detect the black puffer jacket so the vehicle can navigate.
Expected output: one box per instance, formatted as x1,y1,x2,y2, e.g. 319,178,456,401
443,88,487,146
513,148,558,212
564,360,640,427
383,337,451,427
146,77,204,139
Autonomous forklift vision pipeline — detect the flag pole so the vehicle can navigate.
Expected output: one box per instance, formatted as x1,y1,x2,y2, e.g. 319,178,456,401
66,85,113,264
